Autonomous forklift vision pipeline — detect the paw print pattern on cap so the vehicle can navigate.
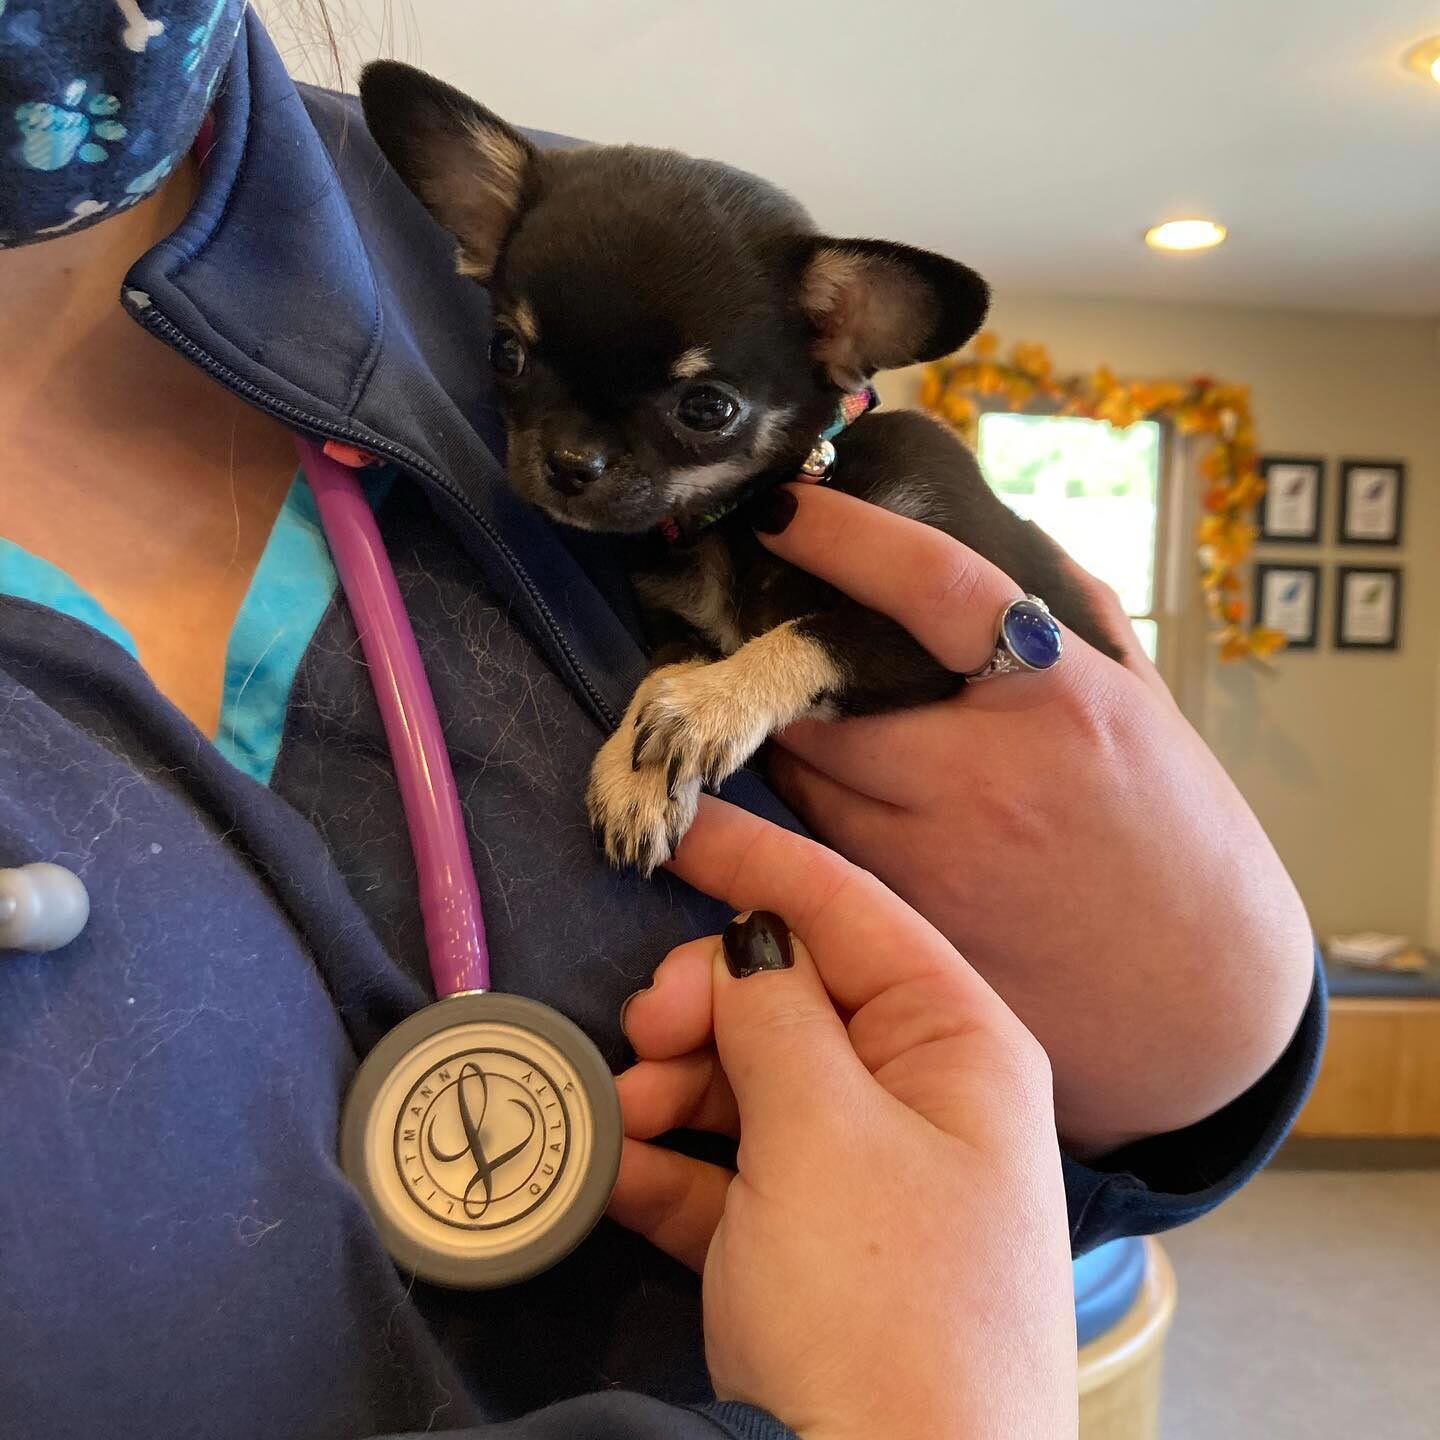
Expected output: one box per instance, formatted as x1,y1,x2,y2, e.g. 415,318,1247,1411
14,79,127,171
2,0,245,246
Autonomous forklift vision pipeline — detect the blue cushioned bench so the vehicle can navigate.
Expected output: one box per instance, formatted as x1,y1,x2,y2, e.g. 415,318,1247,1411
1323,953,1440,1000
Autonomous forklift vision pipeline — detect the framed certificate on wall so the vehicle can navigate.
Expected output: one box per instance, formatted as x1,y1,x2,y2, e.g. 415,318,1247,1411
1335,566,1402,651
1258,457,1323,543
1253,563,1320,650
1339,461,1405,546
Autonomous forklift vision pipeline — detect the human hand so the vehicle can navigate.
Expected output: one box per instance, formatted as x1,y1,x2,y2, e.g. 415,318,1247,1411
753,484,1315,1156
609,797,1077,1440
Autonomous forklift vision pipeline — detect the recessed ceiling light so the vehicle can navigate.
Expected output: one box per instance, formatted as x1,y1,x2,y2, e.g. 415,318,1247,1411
1401,35,1440,82
1144,219,1228,253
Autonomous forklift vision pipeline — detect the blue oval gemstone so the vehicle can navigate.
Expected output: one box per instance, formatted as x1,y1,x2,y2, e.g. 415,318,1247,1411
1002,600,1063,670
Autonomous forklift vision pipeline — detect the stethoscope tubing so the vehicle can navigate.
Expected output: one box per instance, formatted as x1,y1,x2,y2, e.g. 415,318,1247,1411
295,439,491,997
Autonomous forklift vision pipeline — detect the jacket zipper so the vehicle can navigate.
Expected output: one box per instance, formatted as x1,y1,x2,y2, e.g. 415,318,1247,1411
131,299,618,729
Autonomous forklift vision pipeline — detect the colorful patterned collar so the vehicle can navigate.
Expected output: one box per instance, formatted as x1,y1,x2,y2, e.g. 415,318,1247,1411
656,387,878,546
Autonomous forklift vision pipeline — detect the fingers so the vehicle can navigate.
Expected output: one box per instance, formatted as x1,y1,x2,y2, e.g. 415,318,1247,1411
606,1138,731,1274
622,937,716,1060
669,797,994,1023
668,795,859,950
1048,547,1172,694
707,925,865,1159
847,967,1057,1143
765,744,907,851
617,1050,740,1140
772,679,1067,809
770,711,946,810
754,484,1026,674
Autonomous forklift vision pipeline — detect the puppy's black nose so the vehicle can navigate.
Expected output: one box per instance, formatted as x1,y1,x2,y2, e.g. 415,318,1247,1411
544,447,608,496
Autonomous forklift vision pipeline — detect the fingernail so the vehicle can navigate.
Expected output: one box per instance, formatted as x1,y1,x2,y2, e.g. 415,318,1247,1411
619,983,652,1037
722,911,794,978
750,487,798,536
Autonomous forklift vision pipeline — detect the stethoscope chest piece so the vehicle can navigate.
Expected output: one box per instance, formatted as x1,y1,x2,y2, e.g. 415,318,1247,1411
341,991,622,1289
299,439,622,1290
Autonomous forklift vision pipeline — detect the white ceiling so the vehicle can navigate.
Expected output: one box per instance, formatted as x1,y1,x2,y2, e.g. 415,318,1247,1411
276,1,1440,314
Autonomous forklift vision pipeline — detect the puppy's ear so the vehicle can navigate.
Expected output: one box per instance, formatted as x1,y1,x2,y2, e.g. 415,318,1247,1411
797,239,990,390
359,60,538,281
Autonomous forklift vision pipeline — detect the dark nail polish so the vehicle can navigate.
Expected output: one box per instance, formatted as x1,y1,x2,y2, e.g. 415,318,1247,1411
722,911,794,978
619,983,652,1036
750,487,798,536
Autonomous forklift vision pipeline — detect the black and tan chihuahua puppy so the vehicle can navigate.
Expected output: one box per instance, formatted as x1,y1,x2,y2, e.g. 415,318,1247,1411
360,62,1118,873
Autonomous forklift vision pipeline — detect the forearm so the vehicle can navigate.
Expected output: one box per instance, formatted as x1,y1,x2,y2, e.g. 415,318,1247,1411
979,757,1317,1158
1046,917,1315,1161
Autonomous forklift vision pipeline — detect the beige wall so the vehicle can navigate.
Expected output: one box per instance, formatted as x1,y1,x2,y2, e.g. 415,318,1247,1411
880,296,1440,946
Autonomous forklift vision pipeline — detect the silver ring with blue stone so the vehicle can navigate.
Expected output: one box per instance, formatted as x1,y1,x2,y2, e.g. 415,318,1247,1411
965,595,1064,680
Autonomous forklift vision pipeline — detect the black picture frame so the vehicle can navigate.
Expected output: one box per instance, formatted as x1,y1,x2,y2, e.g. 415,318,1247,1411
1258,456,1324,544
1338,460,1405,547
1253,563,1321,651
1335,566,1403,651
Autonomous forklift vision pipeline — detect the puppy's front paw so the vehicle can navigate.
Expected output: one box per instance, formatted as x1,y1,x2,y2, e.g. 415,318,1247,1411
588,628,838,874
587,662,710,875
587,721,701,876
628,665,770,795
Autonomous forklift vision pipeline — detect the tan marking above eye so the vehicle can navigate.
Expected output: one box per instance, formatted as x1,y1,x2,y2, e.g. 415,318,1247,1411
512,300,540,344
671,347,711,380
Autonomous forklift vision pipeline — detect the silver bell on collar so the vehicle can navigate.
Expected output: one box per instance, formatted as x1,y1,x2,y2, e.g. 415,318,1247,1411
800,438,836,479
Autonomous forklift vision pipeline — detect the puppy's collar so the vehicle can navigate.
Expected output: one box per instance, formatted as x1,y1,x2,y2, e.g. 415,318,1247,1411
657,387,878,546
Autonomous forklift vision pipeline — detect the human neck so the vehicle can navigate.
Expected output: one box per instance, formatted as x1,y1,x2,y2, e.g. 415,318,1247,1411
0,159,201,433
0,158,299,738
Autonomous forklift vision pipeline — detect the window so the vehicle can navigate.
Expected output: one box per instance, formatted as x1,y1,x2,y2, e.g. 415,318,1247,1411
976,412,1165,662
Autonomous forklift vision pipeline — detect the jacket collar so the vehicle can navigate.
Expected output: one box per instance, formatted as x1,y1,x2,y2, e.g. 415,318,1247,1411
122,10,647,729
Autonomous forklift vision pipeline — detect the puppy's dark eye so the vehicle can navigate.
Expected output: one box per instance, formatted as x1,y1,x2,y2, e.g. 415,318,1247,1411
674,383,742,434
490,324,527,379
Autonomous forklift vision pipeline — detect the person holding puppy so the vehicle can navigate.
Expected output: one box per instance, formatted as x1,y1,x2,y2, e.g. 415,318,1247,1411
0,5,1321,1439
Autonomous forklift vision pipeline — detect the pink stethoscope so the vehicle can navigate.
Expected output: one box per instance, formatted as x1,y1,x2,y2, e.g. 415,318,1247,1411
296,439,621,1289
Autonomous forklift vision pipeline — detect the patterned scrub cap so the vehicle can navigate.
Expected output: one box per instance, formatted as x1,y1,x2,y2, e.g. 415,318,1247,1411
0,0,245,247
